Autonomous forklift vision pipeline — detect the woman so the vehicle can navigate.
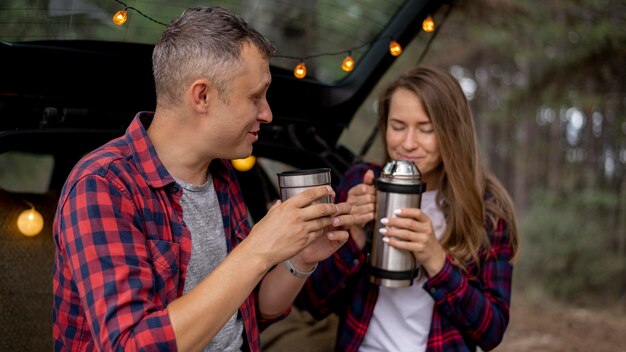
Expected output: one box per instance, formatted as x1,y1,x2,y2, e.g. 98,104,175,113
296,66,519,352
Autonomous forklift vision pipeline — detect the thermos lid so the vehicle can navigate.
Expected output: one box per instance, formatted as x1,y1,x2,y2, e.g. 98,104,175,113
381,160,421,181
277,168,331,188
376,160,425,193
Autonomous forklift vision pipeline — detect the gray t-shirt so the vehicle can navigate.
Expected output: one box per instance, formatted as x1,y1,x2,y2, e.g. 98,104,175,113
176,175,244,352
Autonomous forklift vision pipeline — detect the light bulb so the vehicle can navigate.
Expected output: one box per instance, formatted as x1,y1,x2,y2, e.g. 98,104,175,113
389,41,403,57
294,62,307,79
341,55,355,72
113,10,128,26
231,155,256,172
17,207,44,237
422,16,435,32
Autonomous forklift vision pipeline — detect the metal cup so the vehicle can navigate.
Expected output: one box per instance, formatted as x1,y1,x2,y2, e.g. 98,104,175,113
277,168,332,203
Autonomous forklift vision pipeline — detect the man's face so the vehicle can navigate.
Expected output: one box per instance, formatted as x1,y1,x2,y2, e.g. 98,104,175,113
209,43,273,160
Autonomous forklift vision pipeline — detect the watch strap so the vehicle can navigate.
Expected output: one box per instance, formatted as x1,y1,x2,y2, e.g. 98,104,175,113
284,259,318,278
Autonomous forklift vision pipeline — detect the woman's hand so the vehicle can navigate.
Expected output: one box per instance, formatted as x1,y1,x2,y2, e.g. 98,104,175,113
379,208,446,277
346,169,376,249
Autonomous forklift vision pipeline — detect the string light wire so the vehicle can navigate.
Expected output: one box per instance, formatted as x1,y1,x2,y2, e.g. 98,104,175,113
106,1,452,164
108,1,437,78
357,1,457,161
416,2,455,64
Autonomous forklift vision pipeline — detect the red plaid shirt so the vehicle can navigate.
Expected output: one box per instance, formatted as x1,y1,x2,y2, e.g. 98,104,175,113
52,112,270,351
297,163,514,352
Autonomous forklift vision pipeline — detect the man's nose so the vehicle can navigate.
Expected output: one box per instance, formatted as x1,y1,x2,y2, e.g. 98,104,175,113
259,99,273,123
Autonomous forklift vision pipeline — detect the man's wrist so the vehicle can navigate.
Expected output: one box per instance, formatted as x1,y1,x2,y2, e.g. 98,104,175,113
284,259,318,278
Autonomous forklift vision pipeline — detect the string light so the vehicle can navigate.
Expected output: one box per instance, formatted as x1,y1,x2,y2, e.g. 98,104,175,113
107,0,442,77
111,0,167,26
112,9,128,26
389,40,403,57
294,61,307,79
231,155,257,172
422,15,435,32
341,53,355,72
16,203,44,237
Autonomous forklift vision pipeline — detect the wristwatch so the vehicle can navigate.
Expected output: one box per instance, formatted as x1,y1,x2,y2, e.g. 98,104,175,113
284,259,318,278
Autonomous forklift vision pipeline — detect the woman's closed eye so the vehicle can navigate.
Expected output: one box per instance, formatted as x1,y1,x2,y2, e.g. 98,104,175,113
419,126,434,133
390,122,406,131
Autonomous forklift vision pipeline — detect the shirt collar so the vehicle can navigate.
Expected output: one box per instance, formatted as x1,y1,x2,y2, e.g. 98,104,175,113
124,111,176,189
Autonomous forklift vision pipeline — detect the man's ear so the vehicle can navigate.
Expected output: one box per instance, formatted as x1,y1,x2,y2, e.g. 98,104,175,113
189,78,211,113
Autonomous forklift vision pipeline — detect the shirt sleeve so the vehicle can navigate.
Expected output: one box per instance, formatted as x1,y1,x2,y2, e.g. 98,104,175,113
423,218,514,351
58,174,178,351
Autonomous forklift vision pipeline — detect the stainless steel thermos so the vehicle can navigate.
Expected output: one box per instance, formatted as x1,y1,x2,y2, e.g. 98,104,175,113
369,160,426,287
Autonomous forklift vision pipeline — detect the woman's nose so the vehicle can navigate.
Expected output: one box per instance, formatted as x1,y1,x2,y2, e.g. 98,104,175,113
402,129,418,150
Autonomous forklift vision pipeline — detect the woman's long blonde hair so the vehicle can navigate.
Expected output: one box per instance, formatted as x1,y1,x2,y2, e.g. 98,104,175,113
377,66,519,271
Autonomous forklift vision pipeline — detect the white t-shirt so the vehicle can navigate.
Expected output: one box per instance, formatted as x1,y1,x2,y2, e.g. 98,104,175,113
360,190,446,352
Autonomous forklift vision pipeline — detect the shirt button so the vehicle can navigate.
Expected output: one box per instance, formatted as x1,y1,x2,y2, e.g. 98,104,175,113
172,185,180,192
352,259,360,266
429,287,437,294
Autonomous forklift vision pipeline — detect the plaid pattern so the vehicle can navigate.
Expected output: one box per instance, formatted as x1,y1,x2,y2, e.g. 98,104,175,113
52,112,266,351
297,163,514,352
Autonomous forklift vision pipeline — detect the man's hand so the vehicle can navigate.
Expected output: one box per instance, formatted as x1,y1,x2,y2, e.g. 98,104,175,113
290,201,353,270
246,185,341,269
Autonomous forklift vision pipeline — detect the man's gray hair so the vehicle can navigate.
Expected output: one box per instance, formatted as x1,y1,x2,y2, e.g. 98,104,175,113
152,6,275,106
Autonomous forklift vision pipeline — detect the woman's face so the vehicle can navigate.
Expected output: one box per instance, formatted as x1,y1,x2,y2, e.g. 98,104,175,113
386,87,442,189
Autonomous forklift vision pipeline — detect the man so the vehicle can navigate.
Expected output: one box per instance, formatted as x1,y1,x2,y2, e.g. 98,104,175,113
52,6,352,351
